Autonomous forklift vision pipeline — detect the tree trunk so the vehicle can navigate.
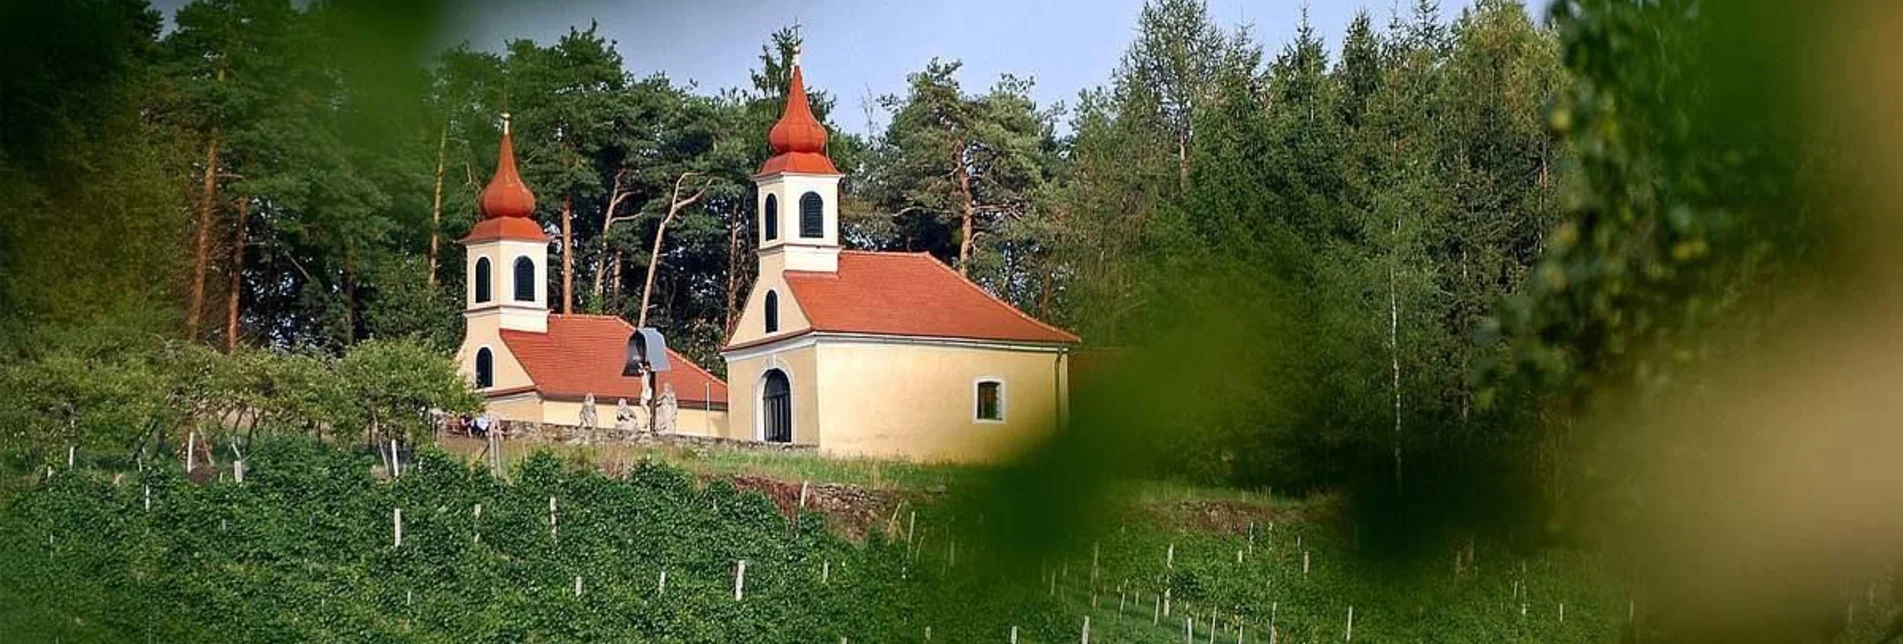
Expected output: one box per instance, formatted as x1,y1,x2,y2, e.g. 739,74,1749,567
1390,215,1403,499
561,194,574,314
638,214,676,329
610,250,623,304
343,252,358,344
954,138,975,276
427,122,447,289
725,210,741,336
187,66,227,342
638,174,708,327
225,194,249,352
1176,134,1190,193
591,172,635,306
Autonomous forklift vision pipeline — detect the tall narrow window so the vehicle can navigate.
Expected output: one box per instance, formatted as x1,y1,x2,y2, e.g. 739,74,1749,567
764,290,780,333
475,348,494,388
512,256,535,302
975,379,1004,422
473,257,492,303
799,192,823,238
763,194,779,241
762,369,792,442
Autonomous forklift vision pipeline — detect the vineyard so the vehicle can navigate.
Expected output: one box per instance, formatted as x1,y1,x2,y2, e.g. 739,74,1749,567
1,440,1648,642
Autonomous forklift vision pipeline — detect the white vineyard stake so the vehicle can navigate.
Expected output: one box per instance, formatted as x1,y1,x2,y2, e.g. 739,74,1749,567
658,570,667,595
393,508,403,548
1082,615,1090,643
574,576,582,597
734,560,747,601
1345,606,1354,642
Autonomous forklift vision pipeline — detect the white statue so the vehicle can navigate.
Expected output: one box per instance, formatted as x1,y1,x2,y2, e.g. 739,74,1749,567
614,398,635,431
655,383,679,434
579,393,599,429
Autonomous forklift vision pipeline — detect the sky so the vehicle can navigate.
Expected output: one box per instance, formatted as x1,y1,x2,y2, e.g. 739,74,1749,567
154,0,1549,136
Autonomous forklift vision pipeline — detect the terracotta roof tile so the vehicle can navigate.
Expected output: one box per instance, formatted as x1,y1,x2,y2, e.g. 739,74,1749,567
499,314,727,406
758,251,1079,347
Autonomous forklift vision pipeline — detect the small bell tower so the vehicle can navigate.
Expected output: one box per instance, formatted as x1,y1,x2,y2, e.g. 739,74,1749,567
755,46,842,275
462,113,550,333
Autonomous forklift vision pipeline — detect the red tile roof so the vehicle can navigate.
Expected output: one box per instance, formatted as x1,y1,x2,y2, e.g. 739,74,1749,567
498,314,727,407
736,251,1079,348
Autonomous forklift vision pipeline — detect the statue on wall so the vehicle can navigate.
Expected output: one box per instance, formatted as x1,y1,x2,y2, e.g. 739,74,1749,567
579,393,599,429
614,398,635,431
579,393,600,445
655,383,679,434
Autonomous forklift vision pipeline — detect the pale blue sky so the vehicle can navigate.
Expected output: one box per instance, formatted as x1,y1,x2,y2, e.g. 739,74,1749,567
156,0,1549,135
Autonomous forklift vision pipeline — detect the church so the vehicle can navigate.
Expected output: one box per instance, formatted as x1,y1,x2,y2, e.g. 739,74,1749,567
457,50,1078,462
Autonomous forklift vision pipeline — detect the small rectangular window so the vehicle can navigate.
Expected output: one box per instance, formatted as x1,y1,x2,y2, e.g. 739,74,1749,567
975,380,1003,422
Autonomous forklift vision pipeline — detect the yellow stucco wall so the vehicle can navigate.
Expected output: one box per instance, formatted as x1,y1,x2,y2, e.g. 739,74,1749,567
727,250,813,349
486,393,544,423
456,314,532,394
813,341,1066,462
723,336,1068,462
722,343,820,444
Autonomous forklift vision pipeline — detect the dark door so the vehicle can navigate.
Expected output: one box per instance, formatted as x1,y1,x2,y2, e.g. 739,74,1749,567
763,370,791,443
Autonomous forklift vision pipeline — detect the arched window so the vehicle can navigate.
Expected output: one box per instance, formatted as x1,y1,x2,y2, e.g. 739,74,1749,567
473,257,492,303
764,291,779,334
975,378,1005,422
762,369,791,442
799,191,823,238
475,348,494,389
512,256,535,302
763,194,779,241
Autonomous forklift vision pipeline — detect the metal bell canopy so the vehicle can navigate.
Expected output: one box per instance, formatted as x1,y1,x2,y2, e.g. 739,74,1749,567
623,327,671,376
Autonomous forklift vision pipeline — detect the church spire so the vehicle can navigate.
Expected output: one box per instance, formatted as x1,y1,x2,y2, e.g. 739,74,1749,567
759,47,839,175
480,113,536,219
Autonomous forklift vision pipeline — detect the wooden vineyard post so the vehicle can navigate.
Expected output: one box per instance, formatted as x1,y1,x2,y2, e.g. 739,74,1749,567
734,560,747,601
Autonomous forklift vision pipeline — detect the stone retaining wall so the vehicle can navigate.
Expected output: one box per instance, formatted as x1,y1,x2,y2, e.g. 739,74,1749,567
492,420,815,453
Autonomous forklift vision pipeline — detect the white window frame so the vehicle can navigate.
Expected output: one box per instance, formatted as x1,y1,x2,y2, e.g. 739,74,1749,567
973,376,1006,423
755,364,796,442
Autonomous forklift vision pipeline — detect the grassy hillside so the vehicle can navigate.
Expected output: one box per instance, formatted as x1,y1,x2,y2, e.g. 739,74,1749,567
1,439,1636,642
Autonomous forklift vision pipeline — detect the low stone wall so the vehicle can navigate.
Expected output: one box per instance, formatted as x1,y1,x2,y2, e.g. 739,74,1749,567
492,420,815,453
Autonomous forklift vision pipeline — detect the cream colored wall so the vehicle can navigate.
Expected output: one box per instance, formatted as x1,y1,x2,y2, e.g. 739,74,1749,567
813,340,1068,463
727,250,813,348
487,393,543,423
539,399,729,436
456,315,532,394
722,343,820,444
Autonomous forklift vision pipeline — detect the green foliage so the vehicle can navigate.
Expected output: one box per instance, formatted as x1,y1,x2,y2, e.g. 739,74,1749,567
0,440,1630,642
0,332,476,457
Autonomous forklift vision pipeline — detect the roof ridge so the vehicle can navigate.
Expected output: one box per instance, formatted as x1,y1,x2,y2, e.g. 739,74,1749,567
912,253,1082,344
662,346,727,387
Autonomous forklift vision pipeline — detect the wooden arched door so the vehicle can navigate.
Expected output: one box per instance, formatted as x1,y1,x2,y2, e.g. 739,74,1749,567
762,369,791,443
